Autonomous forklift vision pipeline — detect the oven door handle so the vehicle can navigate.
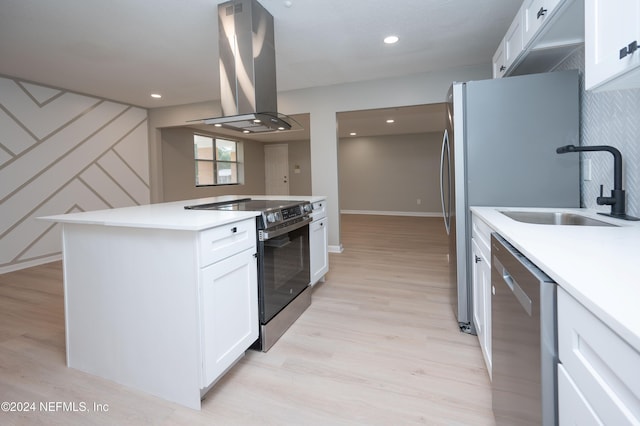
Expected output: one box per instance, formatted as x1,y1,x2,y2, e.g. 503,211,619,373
259,216,312,241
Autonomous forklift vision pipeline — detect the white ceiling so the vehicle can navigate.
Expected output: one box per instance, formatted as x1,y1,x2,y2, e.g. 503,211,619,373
0,0,520,110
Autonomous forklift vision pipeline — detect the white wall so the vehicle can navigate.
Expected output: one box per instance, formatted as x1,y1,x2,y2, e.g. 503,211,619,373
278,65,491,250
0,76,149,273
339,132,444,215
148,64,492,251
556,47,640,217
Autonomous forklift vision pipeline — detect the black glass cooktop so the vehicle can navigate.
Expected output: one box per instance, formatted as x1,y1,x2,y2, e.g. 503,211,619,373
185,198,305,212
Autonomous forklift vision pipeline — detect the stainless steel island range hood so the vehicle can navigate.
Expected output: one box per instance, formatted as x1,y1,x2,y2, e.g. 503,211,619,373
192,0,297,133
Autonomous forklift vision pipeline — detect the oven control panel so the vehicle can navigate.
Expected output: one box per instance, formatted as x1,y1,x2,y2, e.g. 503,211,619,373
263,203,311,228
281,205,302,221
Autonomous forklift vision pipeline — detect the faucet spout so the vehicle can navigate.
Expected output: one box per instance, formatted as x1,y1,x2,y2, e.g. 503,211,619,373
556,144,622,190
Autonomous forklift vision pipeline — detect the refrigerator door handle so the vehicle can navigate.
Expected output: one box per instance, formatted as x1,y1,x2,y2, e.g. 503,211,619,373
440,129,451,235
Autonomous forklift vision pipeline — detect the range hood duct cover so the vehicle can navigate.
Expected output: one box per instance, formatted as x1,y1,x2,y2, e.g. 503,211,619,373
192,0,296,133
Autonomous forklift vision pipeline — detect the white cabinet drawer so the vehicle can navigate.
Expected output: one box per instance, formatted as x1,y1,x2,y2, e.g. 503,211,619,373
198,219,256,267
558,288,640,424
310,200,327,220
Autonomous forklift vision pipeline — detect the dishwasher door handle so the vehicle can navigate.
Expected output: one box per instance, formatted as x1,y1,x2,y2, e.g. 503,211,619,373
494,257,533,316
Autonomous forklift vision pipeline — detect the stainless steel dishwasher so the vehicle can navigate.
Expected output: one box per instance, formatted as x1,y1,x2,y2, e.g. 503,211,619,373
491,233,557,426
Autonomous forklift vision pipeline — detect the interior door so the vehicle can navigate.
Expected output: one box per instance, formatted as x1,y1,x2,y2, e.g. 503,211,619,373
264,144,290,195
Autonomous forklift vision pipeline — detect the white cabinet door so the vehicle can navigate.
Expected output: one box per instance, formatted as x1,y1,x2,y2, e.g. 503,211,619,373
480,256,491,378
200,248,258,387
504,6,524,69
471,238,491,377
522,0,562,47
471,214,493,377
493,3,523,78
309,217,328,285
492,39,507,78
558,364,603,425
471,238,484,334
585,0,640,91
557,288,640,424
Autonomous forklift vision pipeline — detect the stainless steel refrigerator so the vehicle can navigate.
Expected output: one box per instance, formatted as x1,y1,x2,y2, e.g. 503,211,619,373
440,70,580,334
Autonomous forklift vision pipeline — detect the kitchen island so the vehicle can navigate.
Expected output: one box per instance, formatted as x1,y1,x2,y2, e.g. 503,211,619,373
471,206,640,423
41,195,326,410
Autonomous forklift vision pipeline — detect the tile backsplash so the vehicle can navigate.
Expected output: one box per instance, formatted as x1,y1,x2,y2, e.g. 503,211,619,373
557,47,640,217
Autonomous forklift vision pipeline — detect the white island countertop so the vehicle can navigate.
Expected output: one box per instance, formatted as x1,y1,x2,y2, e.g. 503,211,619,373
41,195,326,231
471,206,640,353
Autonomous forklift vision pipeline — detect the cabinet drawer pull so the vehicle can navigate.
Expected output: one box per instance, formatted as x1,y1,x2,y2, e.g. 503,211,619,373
231,227,237,233
536,7,547,19
620,41,637,59
474,255,482,263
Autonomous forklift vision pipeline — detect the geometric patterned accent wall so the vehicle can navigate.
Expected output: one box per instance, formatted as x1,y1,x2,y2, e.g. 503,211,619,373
556,48,640,218
0,76,149,273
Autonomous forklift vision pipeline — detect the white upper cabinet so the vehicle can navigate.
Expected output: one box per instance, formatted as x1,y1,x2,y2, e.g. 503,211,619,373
492,39,507,79
493,4,523,78
585,0,640,91
493,0,584,78
522,0,562,47
504,7,525,69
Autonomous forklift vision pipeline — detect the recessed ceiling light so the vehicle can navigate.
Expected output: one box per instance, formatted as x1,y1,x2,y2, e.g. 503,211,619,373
214,123,222,127
386,119,395,124
254,119,262,123
278,127,285,131
350,132,357,136
243,130,250,134
384,35,399,44
150,93,162,99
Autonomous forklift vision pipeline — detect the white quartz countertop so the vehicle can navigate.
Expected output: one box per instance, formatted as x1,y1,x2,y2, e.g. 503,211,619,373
471,206,640,353
41,195,326,231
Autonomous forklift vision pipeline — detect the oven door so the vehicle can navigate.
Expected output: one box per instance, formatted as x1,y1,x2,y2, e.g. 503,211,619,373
258,221,310,323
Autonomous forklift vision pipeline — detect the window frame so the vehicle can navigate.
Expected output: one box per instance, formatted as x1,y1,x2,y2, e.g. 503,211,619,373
193,134,240,187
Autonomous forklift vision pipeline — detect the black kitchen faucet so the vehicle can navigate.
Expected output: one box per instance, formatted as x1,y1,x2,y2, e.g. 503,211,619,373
556,144,640,221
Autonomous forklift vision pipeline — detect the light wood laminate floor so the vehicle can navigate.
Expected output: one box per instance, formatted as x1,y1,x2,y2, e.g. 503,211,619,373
0,215,494,425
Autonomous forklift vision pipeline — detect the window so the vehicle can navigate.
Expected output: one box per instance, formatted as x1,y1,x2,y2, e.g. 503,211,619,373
194,135,239,186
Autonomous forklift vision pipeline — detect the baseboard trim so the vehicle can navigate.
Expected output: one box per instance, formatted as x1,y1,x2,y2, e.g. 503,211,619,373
328,244,343,253
0,254,62,275
340,210,443,218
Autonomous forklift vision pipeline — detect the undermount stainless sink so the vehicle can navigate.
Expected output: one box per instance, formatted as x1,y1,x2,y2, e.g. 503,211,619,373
500,211,617,227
